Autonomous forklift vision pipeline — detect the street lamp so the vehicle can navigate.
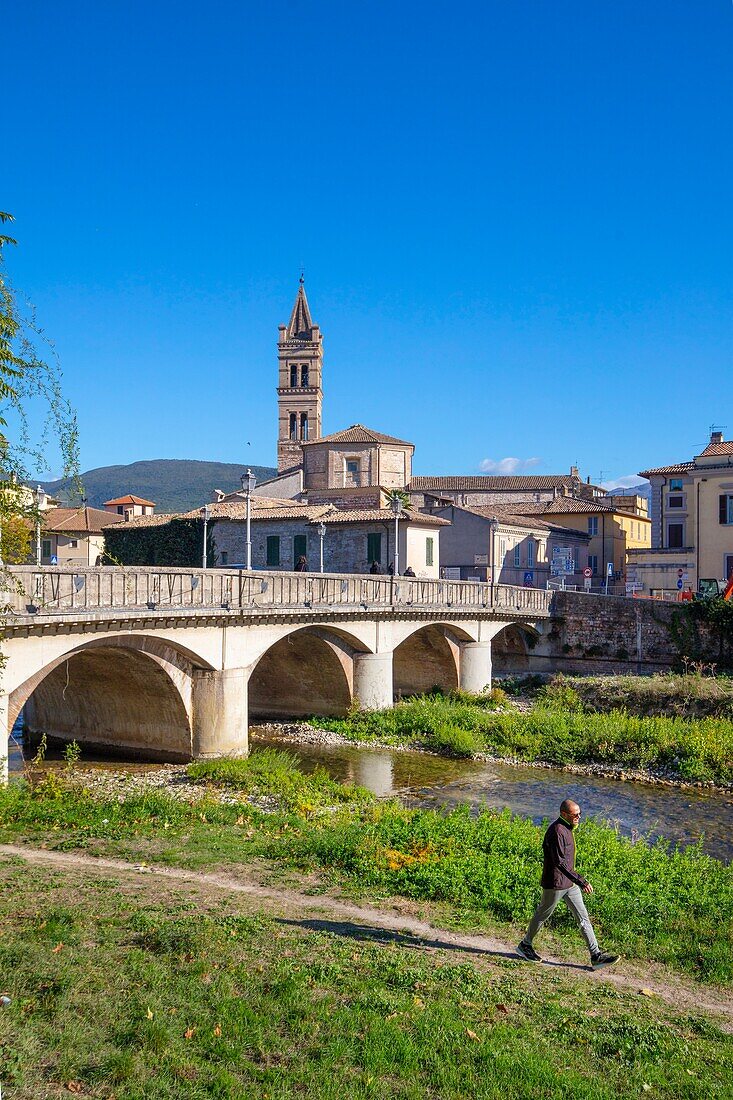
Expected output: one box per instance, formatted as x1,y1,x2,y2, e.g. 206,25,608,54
390,492,402,577
202,504,211,569
35,485,43,566
318,521,326,573
489,516,499,588
241,469,256,571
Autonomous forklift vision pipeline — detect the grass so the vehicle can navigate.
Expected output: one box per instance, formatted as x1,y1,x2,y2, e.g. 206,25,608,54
313,691,733,784
0,751,731,984
0,862,731,1100
539,672,733,719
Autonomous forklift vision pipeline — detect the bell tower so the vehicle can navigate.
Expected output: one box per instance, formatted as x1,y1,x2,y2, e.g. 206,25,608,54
277,278,323,472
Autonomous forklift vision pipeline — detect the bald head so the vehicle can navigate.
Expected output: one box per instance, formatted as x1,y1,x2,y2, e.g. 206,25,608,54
560,799,581,827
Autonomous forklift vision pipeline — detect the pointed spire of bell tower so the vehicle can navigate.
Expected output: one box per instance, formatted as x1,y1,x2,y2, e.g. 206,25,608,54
277,278,323,472
286,275,314,340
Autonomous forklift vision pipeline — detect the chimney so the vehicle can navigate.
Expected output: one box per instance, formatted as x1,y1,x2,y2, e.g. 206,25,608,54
711,430,724,445
570,465,579,480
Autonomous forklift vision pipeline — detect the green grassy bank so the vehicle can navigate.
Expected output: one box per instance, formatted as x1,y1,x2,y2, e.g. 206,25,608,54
1,858,731,1099
1,751,732,984
314,687,733,785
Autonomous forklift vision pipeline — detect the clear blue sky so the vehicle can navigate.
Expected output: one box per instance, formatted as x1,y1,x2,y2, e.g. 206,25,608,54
5,1,732,486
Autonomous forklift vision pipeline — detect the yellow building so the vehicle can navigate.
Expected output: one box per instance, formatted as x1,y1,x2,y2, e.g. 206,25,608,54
515,495,650,586
628,431,733,594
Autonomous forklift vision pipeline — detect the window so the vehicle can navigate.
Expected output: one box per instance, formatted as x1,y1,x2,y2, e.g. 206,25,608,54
588,554,598,574
117,505,124,515
670,479,684,491
42,539,52,560
513,543,521,568
719,495,733,525
300,364,309,386
289,364,298,387
293,534,307,567
289,412,297,440
68,539,78,549
300,412,308,440
500,539,507,561
588,516,599,536
220,551,228,565
527,539,534,568
668,523,684,549
668,495,683,509
426,537,434,567
266,536,280,567
345,459,360,487
367,532,382,564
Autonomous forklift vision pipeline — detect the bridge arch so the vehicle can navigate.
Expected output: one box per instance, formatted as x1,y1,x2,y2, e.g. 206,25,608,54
248,625,366,718
392,623,476,697
491,622,540,674
13,637,202,762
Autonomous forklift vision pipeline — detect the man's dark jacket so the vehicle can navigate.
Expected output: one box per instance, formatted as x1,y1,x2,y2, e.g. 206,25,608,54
541,817,588,890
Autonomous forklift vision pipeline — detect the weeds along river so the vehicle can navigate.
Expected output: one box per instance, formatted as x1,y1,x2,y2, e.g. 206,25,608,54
8,723,733,863
251,729,733,863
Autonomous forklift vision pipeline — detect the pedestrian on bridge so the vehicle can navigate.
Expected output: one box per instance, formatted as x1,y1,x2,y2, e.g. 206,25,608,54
295,556,308,572
517,798,619,970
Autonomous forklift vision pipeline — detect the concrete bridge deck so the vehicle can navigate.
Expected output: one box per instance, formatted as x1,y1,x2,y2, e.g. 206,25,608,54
1,567,553,777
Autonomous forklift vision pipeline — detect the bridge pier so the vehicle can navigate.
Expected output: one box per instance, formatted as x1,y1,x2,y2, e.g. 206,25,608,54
353,652,393,711
458,641,492,695
192,668,249,758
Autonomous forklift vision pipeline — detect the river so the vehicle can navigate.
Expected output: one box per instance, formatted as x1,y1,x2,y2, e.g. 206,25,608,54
7,723,733,862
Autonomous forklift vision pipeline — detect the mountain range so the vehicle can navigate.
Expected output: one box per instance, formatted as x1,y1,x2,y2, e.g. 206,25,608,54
42,459,278,514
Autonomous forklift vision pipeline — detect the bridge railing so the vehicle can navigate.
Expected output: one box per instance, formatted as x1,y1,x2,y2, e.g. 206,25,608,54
1,567,553,618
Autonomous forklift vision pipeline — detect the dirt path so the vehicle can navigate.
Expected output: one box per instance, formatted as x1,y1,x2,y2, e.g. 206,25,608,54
2,842,731,1029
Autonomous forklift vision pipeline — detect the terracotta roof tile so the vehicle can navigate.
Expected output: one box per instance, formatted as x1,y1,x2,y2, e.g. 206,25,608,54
696,441,733,458
301,424,414,447
410,474,598,491
103,495,156,507
637,462,694,477
46,506,124,535
318,508,449,526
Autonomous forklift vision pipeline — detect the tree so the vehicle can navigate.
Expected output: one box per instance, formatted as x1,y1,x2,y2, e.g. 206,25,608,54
0,212,79,561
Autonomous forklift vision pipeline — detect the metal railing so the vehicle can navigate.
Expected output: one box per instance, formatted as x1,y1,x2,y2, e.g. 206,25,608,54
1,566,554,618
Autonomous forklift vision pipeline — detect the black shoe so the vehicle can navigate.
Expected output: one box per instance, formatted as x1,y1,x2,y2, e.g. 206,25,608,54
516,941,542,963
591,951,619,970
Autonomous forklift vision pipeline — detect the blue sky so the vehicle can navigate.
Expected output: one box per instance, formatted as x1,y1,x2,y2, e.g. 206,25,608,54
4,1,732,486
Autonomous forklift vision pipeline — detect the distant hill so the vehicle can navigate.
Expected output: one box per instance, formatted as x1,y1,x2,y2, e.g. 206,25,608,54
605,482,651,502
42,459,278,514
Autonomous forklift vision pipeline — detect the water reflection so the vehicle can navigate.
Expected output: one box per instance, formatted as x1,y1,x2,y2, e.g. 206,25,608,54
252,732,733,863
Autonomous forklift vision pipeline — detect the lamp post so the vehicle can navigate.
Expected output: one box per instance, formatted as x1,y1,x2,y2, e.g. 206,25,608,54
202,504,211,569
241,469,256,570
489,516,499,589
35,485,43,566
318,521,326,573
390,492,402,577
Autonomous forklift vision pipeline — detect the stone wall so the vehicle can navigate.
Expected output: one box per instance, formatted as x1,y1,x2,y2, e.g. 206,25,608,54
527,592,705,674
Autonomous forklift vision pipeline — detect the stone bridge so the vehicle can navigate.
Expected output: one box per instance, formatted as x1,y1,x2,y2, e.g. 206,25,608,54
0,566,553,773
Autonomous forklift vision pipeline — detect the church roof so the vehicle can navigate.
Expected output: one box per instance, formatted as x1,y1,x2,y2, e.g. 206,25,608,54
409,474,587,491
301,424,414,448
286,279,314,339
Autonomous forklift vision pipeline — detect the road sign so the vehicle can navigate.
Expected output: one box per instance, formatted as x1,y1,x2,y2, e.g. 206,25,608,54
551,547,574,576
474,554,488,566
583,567,592,579
523,571,534,586
607,562,614,576
584,577,592,591
677,579,684,590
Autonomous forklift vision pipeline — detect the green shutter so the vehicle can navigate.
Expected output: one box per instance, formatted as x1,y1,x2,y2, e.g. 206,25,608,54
426,537,434,566
266,536,280,567
367,532,382,564
293,534,307,567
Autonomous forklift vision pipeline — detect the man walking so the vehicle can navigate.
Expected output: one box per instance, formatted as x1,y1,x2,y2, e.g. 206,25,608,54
517,798,619,970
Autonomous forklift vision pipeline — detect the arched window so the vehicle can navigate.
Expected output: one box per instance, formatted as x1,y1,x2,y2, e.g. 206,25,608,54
301,364,309,386
300,412,309,440
289,364,298,388
289,413,297,440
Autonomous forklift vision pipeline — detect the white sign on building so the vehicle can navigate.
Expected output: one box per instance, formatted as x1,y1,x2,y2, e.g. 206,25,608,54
550,547,575,576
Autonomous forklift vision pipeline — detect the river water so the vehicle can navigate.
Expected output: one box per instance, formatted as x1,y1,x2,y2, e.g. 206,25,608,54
7,724,733,862
252,731,733,863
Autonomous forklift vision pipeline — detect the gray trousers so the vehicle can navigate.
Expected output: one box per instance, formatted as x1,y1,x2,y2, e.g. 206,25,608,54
524,886,599,956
